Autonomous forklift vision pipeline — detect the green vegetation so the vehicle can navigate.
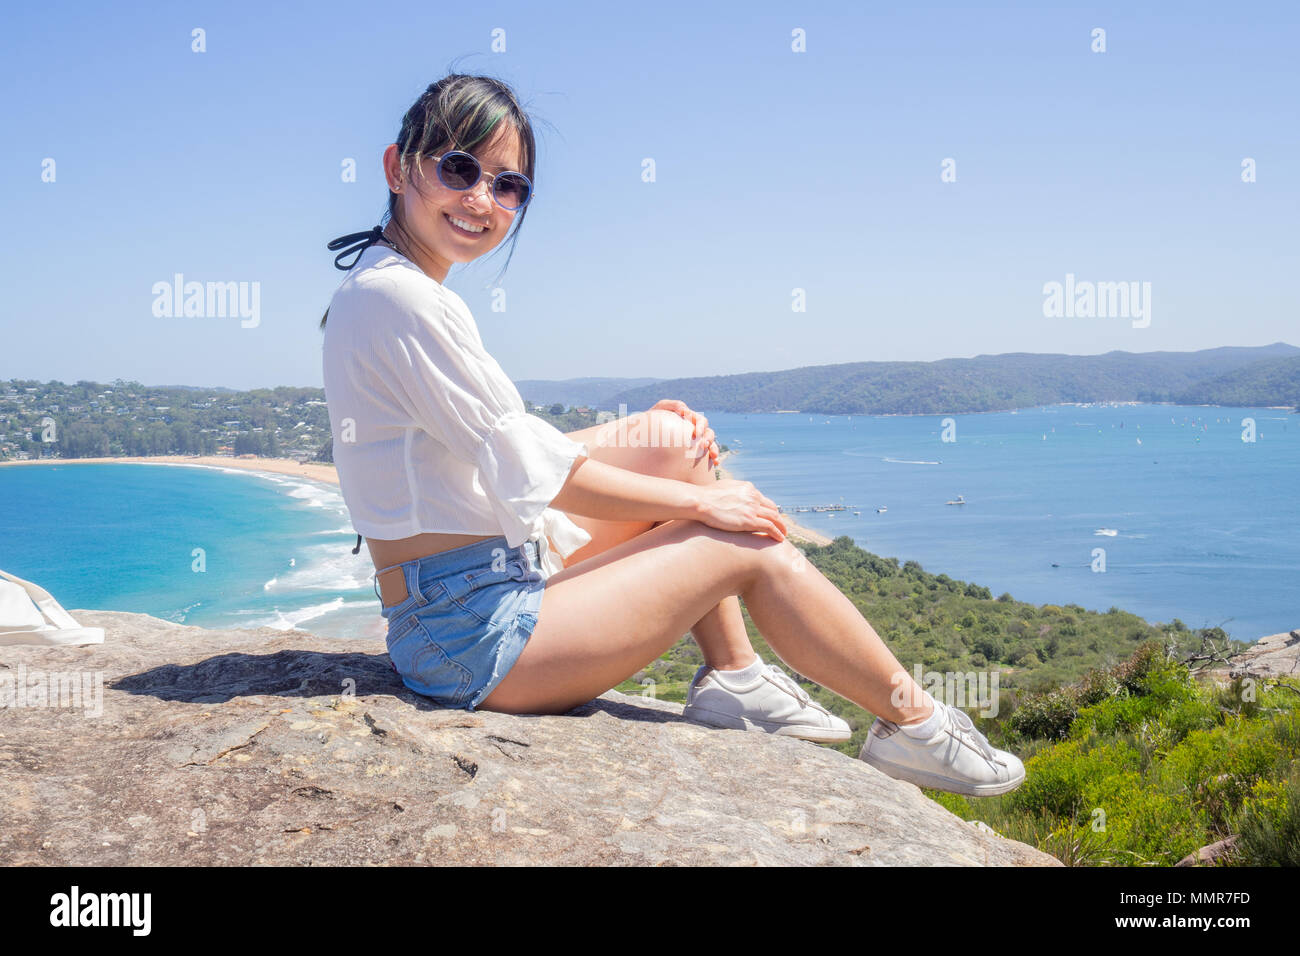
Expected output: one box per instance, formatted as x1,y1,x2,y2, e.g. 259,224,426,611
936,651,1300,866
1175,354,1300,410
8,344,1297,462
616,535,1296,865
604,344,1300,415
0,379,322,460
0,378,608,463
617,535,1237,720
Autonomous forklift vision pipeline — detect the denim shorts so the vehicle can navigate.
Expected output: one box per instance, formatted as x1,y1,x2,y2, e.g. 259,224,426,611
376,535,547,711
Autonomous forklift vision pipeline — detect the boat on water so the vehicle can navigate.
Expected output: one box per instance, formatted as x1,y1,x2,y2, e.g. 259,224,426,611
853,511,860,516
876,506,887,513
1095,528,1118,536
946,495,966,505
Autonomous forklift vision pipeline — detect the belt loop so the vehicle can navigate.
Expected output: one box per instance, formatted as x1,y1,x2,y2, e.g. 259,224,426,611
406,561,427,607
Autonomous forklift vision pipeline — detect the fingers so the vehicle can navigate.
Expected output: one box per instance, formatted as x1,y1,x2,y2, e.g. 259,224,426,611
687,414,713,460
768,506,789,534
758,506,787,539
693,427,718,463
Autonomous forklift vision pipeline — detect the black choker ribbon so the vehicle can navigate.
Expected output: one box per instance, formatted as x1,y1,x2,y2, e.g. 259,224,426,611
327,226,387,271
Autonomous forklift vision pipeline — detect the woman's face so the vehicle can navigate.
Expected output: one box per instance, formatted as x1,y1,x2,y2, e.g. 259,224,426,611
385,124,525,282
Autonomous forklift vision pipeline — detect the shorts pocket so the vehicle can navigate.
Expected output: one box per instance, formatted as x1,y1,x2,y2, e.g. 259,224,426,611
385,612,474,707
439,557,533,625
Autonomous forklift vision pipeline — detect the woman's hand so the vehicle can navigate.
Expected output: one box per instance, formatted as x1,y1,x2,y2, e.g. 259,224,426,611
649,399,719,468
693,479,789,542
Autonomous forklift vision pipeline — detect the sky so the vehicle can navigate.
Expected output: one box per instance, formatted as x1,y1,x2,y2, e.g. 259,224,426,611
2,0,1297,390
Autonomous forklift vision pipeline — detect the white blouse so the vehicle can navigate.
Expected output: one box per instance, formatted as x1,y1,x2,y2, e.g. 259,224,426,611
320,242,592,579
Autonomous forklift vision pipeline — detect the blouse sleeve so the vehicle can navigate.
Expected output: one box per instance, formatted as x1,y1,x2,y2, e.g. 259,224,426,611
360,287,589,547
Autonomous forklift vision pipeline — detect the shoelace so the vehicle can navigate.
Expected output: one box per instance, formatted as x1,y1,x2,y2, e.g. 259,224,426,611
764,664,829,713
944,703,1007,767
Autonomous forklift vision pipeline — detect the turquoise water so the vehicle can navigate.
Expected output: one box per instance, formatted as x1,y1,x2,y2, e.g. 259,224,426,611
715,404,1298,642
0,462,383,641
1,402,1295,644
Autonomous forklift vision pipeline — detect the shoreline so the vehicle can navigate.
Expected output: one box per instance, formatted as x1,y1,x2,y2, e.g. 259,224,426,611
714,450,833,547
0,454,343,487
744,401,1299,418
1,450,837,547
5,452,1290,642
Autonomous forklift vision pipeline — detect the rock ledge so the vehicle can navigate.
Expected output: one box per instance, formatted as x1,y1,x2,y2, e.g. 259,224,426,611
0,610,1060,866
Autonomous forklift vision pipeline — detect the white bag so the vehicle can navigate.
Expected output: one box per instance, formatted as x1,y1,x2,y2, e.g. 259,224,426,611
0,569,105,646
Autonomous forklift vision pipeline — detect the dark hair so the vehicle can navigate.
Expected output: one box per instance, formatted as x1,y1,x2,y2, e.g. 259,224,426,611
320,71,540,329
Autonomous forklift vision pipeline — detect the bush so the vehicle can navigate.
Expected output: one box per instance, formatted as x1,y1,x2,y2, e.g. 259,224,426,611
1232,769,1300,866
1010,689,1080,741
1077,666,1121,707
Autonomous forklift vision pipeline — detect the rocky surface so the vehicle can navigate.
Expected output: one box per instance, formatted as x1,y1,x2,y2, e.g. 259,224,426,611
1,610,1060,866
1175,835,1240,867
1213,629,1300,680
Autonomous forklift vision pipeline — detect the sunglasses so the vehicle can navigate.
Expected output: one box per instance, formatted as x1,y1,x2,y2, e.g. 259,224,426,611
427,151,534,210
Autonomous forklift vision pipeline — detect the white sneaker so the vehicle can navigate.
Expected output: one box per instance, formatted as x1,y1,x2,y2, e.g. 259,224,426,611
682,661,852,743
859,700,1025,797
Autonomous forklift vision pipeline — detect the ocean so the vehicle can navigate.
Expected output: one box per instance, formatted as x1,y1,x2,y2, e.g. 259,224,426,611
0,402,1295,644
0,462,383,641
716,403,1298,642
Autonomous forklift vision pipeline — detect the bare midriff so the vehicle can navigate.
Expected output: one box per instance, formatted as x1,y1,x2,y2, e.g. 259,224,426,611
366,531,501,573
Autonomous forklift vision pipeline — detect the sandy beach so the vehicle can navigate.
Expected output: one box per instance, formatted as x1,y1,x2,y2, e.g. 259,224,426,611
2,450,835,547
0,454,342,486
712,452,832,546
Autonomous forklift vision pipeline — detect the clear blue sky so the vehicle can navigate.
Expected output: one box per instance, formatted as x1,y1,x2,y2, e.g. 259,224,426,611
2,0,1296,390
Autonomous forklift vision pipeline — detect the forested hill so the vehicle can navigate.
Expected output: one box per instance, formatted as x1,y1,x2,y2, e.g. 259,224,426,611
1174,354,1300,409
602,343,1300,415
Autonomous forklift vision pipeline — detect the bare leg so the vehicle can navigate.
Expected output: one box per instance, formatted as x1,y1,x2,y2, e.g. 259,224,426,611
478,518,933,722
558,411,756,671
649,519,755,671
691,602,757,671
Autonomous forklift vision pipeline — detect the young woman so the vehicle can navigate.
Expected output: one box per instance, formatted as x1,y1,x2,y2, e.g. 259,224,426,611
320,73,1024,797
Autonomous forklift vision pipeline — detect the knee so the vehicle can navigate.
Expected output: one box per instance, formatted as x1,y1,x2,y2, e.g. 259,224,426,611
658,518,798,578
642,409,711,483
755,534,807,576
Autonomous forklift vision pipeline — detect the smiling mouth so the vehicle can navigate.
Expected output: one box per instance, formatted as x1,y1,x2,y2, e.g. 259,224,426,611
444,212,488,235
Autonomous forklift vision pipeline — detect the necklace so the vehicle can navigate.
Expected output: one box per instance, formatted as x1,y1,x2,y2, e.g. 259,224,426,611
378,227,411,263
